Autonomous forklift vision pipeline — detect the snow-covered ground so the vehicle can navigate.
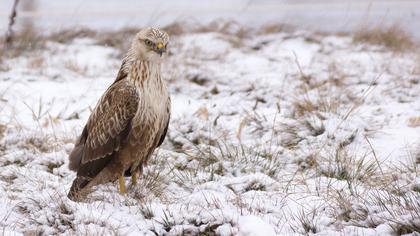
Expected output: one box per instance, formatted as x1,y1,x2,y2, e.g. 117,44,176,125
0,24,419,235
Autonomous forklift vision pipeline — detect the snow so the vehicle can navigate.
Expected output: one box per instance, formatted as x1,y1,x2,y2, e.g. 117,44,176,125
237,215,276,236
0,25,419,235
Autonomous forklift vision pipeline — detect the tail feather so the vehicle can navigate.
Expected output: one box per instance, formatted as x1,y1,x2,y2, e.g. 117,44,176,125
67,152,115,201
68,176,90,201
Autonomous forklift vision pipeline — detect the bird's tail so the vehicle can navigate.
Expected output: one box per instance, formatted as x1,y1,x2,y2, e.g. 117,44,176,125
67,152,115,201
67,176,90,201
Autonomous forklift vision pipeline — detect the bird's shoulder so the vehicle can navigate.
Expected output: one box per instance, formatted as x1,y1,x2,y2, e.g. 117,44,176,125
92,80,139,116
107,79,139,101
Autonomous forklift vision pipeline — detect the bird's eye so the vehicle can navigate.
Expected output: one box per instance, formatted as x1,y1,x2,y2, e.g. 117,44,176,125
144,39,153,47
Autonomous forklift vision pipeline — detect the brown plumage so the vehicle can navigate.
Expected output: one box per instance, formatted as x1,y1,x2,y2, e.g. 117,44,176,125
68,27,171,201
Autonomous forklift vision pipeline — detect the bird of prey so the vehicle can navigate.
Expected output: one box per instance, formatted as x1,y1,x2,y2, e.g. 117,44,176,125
67,27,171,201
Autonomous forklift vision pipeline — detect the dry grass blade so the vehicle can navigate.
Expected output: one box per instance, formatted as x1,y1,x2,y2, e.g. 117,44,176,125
4,0,20,48
353,25,415,52
364,135,384,175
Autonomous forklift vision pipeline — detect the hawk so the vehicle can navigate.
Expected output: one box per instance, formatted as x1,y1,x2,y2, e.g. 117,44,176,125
67,27,171,201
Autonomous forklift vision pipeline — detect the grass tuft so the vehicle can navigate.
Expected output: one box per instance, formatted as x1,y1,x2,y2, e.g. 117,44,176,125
353,25,414,52
320,145,379,188
139,203,154,220
1,27,46,58
291,209,318,234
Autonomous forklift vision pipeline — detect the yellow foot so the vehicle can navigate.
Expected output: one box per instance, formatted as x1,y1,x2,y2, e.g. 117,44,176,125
118,176,126,194
131,171,138,186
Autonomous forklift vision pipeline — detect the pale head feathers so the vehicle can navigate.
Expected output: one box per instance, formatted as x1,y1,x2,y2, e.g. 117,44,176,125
129,27,169,63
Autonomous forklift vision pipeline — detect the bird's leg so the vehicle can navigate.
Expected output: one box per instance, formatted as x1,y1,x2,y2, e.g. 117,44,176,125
131,170,138,186
118,176,126,194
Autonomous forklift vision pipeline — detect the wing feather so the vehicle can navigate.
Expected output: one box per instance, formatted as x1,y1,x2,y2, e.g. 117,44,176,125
81,80,139,164
114,50,135,83
157,114,170,147
68,126,88,171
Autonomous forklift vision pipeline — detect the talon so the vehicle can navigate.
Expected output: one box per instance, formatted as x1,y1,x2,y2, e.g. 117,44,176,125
119,176,126,194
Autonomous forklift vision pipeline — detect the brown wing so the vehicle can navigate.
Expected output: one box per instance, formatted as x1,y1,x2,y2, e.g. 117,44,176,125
68,80,139,200
83,80,139,164
68,79,139,171
113,50,135,83
114,62,128,83
68,126,88,171
157,114,170,147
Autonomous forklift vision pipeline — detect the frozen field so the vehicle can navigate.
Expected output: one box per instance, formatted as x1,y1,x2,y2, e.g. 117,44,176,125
0,22,420,235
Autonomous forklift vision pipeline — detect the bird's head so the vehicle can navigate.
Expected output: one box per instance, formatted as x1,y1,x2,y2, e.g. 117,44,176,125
131,27,169,63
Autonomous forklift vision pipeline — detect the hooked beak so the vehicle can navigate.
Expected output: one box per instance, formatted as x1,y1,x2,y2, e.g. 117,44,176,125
156,42,166,56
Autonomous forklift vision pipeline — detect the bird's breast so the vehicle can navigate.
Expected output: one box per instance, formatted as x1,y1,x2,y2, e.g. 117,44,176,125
138,81,169,119
130,78,170,142
124,83,169,164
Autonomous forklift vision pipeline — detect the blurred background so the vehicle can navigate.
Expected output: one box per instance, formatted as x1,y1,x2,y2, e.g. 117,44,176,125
1,0,420,39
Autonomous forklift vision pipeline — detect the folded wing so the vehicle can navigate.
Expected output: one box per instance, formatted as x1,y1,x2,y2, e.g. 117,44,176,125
68,80,139,197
